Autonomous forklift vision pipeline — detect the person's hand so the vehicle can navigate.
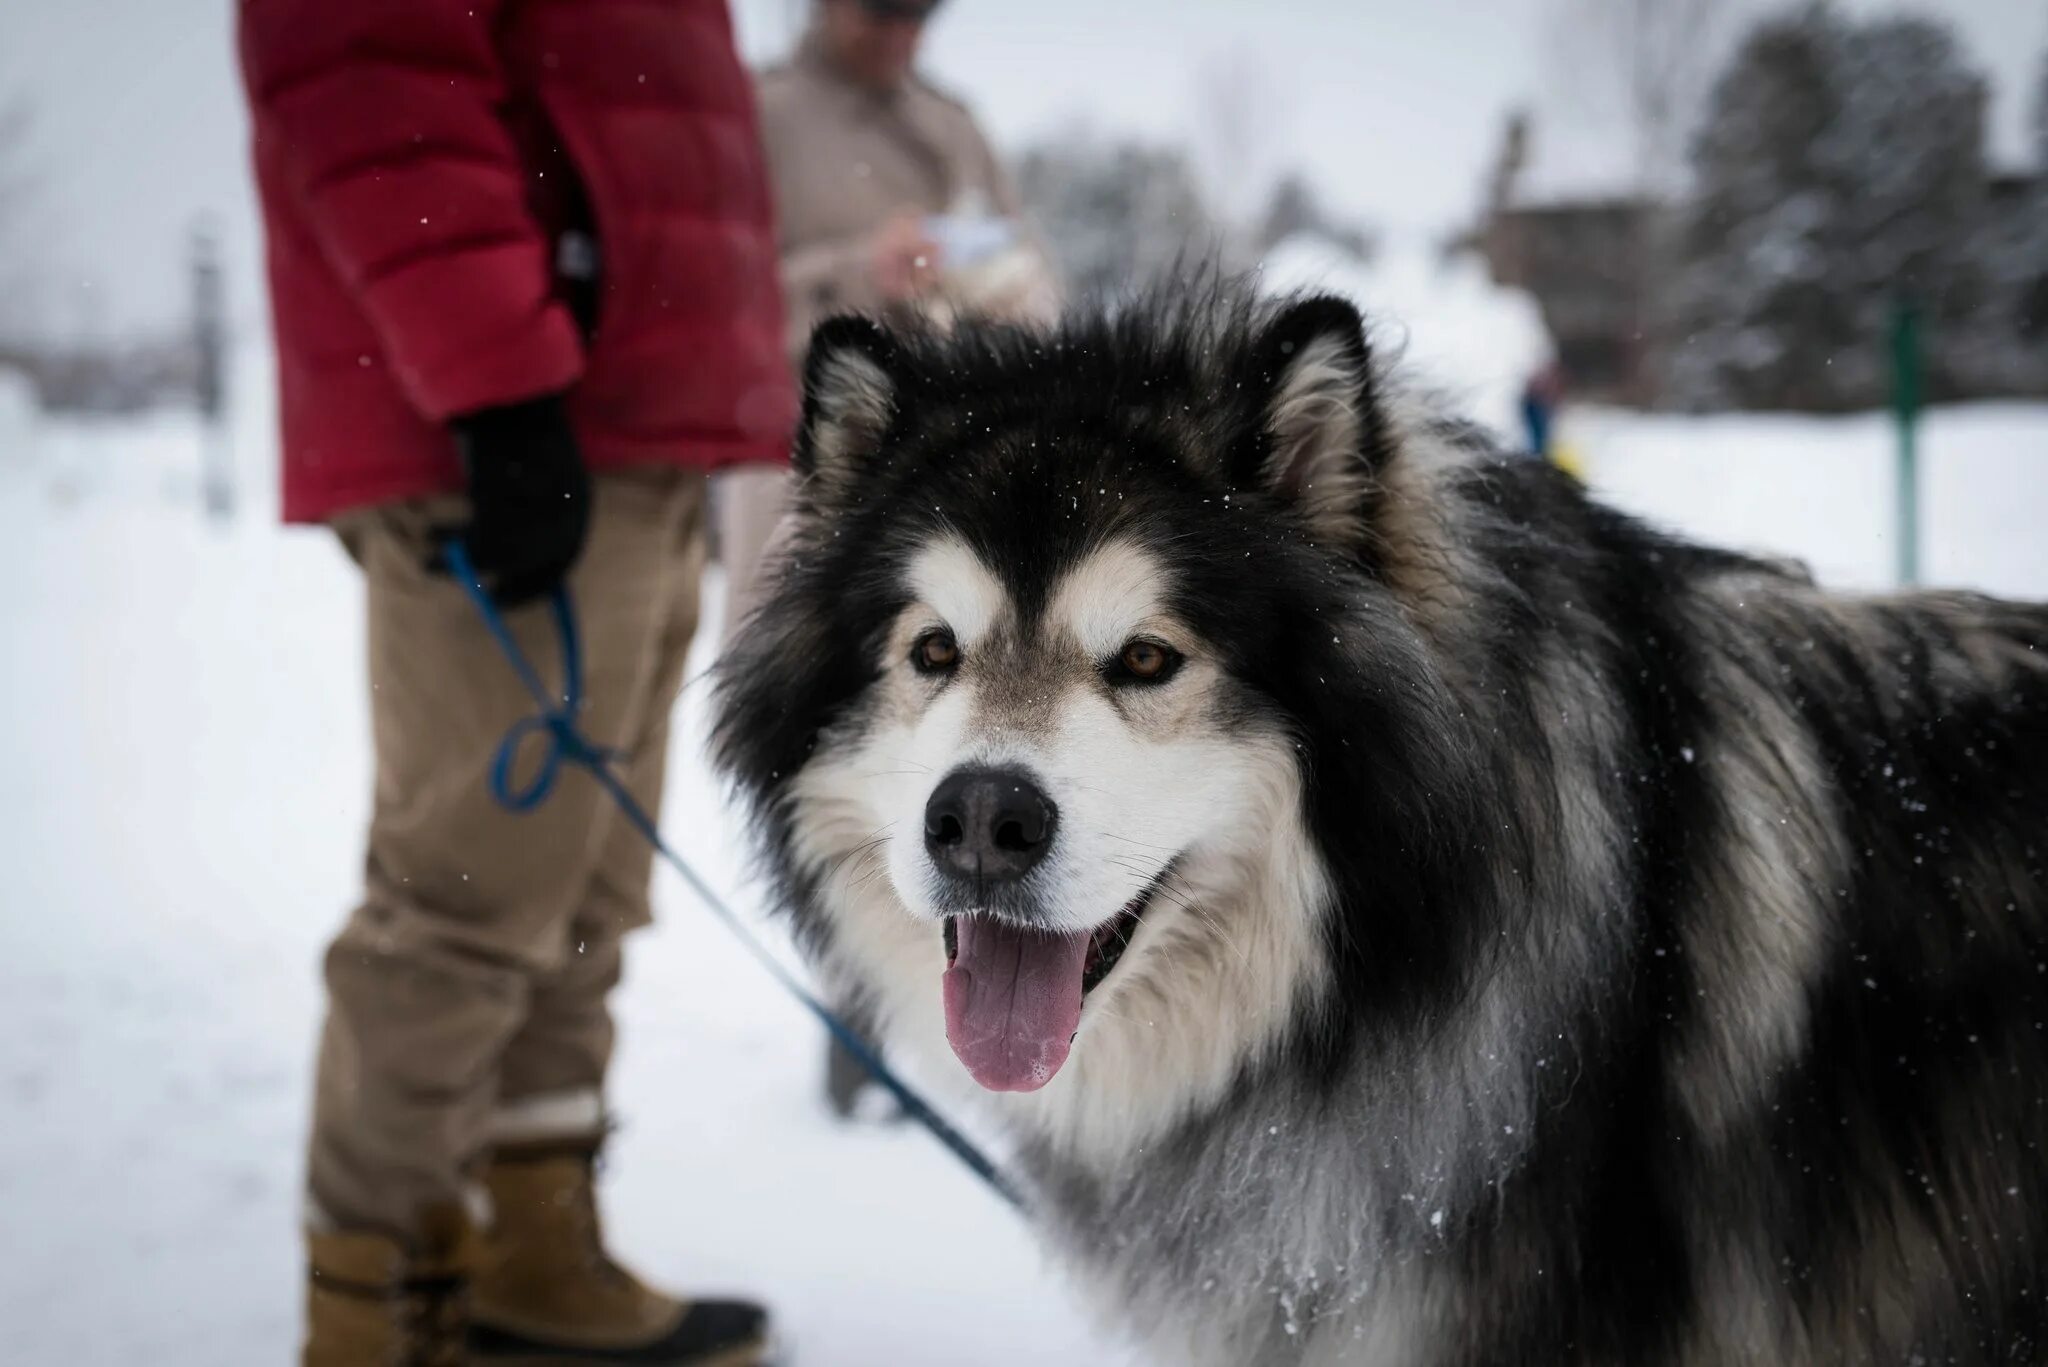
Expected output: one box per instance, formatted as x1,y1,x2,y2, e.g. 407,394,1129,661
868,211,943,303
442,395,591,608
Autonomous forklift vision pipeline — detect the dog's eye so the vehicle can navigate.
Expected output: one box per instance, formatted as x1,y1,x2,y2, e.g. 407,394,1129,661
1111,639,1182,686
912,629,960,675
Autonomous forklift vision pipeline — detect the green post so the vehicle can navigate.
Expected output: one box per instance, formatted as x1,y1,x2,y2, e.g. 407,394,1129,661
1889,297,1922,587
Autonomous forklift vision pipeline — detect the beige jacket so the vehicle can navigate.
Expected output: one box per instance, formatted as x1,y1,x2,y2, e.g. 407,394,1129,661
725,34,1059,640
755,31,1058,359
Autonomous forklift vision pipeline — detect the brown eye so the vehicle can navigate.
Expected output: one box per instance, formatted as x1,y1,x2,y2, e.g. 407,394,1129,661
913,629,959,674
1113,639,1182,685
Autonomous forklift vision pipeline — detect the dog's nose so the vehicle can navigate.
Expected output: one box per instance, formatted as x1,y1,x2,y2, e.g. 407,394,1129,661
924,766,1058,884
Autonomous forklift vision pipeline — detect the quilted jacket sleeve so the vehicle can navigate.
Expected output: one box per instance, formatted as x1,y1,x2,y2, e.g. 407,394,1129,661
239,0,583,420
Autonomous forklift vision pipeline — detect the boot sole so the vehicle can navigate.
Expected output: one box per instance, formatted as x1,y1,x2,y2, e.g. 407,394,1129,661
474,1336,772,1367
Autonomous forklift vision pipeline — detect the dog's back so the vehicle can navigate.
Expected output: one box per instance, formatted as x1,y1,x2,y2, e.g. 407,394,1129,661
1666,571,2048,1363
1379,457,2048,1364
1384,454,2048,1364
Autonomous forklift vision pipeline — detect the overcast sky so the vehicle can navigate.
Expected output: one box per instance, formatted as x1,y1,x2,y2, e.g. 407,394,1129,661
0,0,2039,340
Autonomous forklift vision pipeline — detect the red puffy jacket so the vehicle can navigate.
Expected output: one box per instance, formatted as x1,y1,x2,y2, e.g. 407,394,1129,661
240,0,794,523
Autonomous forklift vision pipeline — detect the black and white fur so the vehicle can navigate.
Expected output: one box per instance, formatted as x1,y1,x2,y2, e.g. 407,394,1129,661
713,288,2048,1366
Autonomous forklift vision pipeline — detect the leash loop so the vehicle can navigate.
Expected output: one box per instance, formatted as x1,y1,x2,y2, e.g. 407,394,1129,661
439,540,1023,1210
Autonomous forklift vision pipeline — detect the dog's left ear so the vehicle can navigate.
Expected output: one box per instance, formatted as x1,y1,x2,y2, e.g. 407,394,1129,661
795,315,900,503
1238,296,1385,545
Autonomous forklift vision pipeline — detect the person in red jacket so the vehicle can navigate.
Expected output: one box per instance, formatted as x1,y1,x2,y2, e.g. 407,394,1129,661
238,3,793,1363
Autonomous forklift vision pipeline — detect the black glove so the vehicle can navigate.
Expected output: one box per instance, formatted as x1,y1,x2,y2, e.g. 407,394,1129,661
443,395,591,608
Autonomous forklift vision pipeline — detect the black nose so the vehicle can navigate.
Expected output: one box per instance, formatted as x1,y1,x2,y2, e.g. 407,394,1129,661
923,766,1059,885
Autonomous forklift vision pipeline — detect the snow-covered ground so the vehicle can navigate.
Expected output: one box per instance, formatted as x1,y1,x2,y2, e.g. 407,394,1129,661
1572,403,2048,599
0,366,1126,1365
0,372,2043,1365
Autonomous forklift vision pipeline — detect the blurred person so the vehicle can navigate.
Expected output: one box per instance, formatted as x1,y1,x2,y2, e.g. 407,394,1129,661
1521,358,1566,462
238,2,792,1363
721,0,1059,1118
720,0,1060,637
761,0,1059,344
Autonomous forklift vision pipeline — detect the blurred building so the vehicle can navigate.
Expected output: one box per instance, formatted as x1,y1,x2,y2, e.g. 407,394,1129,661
1471,106,2046,412
1970,167,2048,398
1469,113,1667,407
1480,196,1667,406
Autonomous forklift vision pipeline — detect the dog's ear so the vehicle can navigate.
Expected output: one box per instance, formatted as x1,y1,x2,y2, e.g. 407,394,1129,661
1239,296,1386,545
796,315,899,501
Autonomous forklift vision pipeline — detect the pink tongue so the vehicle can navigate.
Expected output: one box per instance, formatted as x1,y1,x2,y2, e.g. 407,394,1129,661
942,917,1090,1092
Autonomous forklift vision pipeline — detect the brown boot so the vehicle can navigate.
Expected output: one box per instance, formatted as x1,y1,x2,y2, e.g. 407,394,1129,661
471,1142,770,1365
304,1205,478,1367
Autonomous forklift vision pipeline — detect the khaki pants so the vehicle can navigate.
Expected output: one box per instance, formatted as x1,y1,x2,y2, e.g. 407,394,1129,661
310,471,706,1236
712,465,790,645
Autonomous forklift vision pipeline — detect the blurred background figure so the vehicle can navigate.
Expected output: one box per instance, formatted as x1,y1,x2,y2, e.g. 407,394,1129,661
762,0,1060,344
724,0,1061,1121
719,0,1059,645
1521,358,1590,480
237,1,790,1363
1522,358,1566,462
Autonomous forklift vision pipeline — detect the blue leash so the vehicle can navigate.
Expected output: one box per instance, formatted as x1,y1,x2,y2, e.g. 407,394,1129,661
440,541,1023,1212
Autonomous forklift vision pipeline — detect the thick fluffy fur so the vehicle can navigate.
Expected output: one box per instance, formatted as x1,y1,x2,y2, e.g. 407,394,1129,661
713,288,2048,1365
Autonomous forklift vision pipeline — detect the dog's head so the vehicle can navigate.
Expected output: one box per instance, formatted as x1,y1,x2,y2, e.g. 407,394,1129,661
716,292,1477,1118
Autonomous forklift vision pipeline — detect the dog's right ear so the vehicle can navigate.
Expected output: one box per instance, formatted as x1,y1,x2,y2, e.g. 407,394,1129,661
796,315,899,501
1237,296,1389,547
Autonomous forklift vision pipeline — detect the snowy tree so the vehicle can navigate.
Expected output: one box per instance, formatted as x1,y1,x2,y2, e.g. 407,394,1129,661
2039,50,2048,162
2014,48,2048,378
1253,172,1374,262
1014,132,1235,305
1667,9,1990,411
0,100,36,345
1986,51,2048,391
1189,49,1292,229
1952,50,2048,399
1546,0,1739,196
0,103,25,220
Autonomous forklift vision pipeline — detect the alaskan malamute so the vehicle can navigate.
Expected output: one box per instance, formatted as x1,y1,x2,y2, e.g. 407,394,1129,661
712,289,2047,1365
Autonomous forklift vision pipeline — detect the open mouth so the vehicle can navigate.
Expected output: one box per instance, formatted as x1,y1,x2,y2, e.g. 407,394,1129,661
943,878,1159,997
938,863,1176,1094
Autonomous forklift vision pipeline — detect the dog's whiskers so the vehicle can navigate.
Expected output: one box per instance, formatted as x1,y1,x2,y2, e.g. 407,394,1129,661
1140,873,1250,969
1188,908,1252,969
1092,860,1247,972
1080,1003,1151,1030
1102,831,1180,855
846,860,895,895
822,822,896,897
